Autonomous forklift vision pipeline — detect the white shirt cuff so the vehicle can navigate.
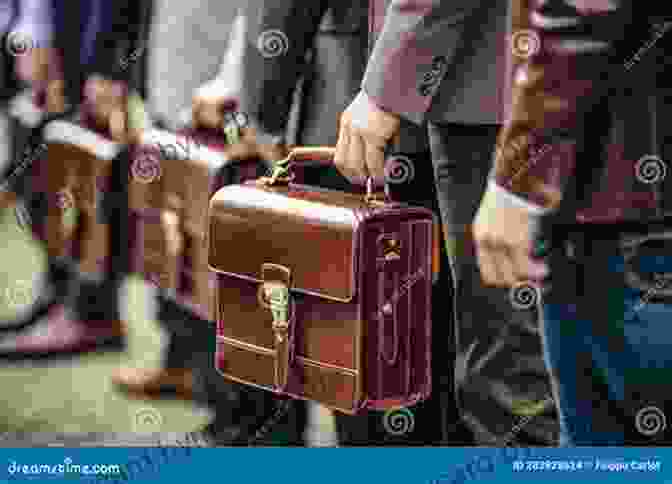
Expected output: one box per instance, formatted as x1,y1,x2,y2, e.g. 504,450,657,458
488,179,553,216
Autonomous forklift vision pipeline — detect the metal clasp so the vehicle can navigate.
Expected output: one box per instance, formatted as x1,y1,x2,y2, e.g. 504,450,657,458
263,282,290,342
257,263,293,342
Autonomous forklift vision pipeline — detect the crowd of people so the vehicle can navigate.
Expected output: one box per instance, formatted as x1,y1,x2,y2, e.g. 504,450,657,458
0,0,670,447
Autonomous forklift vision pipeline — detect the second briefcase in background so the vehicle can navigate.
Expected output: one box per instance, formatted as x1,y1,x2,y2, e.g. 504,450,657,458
209,147,436,414
131,127,269,320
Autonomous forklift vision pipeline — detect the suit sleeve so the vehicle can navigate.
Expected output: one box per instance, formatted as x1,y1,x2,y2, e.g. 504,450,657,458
53,0,152,104
362,0,489,125
232,0,330,139
491,0,634,210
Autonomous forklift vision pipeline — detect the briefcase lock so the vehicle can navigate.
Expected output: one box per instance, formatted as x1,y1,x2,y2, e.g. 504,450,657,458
257,263,293,391
259,282,290,342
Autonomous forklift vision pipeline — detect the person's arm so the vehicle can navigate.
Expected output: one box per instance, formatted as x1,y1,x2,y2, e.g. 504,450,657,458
13,0,53,44
194,0,330,149
334,0,490,182
472,0,635,286
490,0,634,211
362,0,489,126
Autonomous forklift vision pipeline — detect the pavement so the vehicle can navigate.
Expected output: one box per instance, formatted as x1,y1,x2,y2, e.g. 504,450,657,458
0,201,214,442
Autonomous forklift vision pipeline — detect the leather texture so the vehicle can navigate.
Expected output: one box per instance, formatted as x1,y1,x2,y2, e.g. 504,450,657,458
29,122,122,277
130,128,267,321
210,147,435,414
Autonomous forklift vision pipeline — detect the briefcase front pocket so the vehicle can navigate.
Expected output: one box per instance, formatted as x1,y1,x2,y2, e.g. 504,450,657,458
209,147,434,414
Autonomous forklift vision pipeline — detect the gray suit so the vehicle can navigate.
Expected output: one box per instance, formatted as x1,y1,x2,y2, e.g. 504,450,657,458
364,0,559,444
147,0,239,123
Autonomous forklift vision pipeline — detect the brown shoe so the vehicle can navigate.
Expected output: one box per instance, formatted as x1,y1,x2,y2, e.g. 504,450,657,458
112,367,195,401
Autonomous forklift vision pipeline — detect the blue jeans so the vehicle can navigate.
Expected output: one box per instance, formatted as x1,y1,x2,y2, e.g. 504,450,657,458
541,223,672,445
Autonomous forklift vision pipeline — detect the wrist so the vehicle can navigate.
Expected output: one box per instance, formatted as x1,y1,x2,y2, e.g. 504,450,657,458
487,180,552,216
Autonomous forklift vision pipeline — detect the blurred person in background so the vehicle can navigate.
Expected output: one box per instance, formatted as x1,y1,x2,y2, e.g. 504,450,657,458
473,0,672,446
0,0,154,359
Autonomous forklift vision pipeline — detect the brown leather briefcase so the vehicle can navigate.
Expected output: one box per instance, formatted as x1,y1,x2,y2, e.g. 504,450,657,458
30,116,127,274
209,147,436,414
130,129,268,319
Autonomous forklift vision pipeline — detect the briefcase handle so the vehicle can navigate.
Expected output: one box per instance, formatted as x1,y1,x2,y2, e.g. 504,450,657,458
262,146,391,203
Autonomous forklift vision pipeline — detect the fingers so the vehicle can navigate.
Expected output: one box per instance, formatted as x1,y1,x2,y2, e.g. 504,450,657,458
475,233,549,287
347,134,369,185
365,141,386,181
193,98,224,130
335,117,352,177
45,80,66,114
475,239,505,286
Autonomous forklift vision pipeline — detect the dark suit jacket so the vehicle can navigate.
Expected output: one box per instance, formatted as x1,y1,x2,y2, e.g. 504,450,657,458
233,1,366,148
493,0,672,223
53,0,153,104
234,0,431,191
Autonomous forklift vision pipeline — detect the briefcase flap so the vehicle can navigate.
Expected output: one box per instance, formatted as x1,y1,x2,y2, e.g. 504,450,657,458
208,182,367,302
